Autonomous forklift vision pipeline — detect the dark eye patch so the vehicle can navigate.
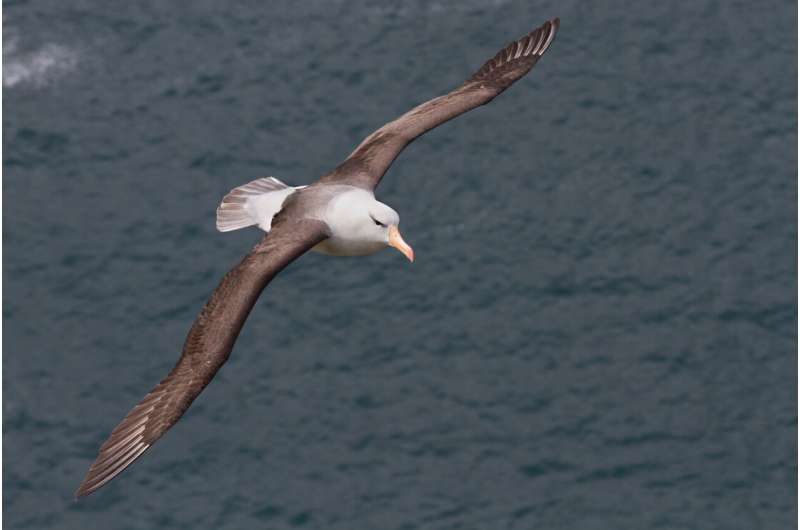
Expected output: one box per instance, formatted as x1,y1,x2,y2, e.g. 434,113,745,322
371,216,385,227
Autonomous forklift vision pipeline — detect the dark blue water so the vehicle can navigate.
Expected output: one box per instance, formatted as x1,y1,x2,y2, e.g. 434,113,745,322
4,1,796,529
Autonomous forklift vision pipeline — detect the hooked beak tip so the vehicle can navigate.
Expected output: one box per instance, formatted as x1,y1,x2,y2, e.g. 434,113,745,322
388,225,414,263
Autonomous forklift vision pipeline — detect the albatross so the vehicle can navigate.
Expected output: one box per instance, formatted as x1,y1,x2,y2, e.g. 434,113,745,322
76,17,560,498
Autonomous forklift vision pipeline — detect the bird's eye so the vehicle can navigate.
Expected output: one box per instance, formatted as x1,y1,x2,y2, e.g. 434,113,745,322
371,217,384,227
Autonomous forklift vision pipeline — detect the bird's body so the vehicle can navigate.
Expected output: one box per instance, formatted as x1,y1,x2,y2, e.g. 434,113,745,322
218,179,399,256
76,17,560,498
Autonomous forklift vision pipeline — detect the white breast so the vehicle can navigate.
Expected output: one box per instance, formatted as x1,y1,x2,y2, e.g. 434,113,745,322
310,188,386,256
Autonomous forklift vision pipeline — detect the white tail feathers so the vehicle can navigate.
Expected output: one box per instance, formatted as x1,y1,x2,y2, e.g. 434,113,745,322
216,177,294,233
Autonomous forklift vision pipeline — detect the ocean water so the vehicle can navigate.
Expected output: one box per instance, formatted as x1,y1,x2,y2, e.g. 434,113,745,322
3,1,796,529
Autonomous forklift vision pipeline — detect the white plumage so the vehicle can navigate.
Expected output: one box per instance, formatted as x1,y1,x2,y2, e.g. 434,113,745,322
216,177,303,232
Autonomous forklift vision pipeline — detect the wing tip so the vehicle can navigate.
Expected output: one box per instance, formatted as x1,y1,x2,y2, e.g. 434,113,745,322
74,481,96,499
75,441,151,499
539,18,560,56
470,17,560,84
75,476,97,499
74,399,159,499
524,17,560,58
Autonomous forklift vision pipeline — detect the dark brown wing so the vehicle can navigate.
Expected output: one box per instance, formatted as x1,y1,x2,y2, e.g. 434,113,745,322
75,217,329,498
318,18,559,190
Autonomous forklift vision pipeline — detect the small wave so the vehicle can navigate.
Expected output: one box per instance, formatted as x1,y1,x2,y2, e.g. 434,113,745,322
3,33,78,88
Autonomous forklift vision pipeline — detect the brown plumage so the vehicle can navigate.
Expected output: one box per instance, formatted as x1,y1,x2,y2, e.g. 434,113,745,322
321,18,559,190
76,18,559,498
75,218,328,498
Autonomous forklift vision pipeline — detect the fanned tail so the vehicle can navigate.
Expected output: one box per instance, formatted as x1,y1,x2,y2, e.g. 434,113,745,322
216,177,292,232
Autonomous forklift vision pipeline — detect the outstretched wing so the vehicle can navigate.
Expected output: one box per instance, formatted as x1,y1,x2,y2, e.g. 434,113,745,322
319,18,559,190
75,217,329,498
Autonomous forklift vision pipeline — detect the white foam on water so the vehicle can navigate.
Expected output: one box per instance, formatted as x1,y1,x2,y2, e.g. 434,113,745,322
3,30,79,88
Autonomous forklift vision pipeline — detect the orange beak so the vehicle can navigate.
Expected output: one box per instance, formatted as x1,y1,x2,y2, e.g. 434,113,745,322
387,225,414,262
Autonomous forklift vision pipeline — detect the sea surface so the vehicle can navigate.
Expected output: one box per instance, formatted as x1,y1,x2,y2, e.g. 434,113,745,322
3,1,797,529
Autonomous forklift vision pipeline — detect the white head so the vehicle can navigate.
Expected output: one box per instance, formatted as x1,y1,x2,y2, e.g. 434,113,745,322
367,201,414,262
322,189,414,261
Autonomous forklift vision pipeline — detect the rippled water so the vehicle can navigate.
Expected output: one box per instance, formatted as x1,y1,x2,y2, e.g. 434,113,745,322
3,1,796,529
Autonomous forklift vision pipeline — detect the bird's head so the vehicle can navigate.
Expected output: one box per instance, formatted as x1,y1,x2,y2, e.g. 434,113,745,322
323,190,415,261
367,201,414,262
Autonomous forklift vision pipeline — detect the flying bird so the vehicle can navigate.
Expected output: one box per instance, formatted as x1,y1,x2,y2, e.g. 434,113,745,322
76,17,560,498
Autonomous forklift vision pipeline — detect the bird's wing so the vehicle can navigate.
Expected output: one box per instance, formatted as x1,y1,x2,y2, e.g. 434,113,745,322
318,18,559,191
75,216,329,498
